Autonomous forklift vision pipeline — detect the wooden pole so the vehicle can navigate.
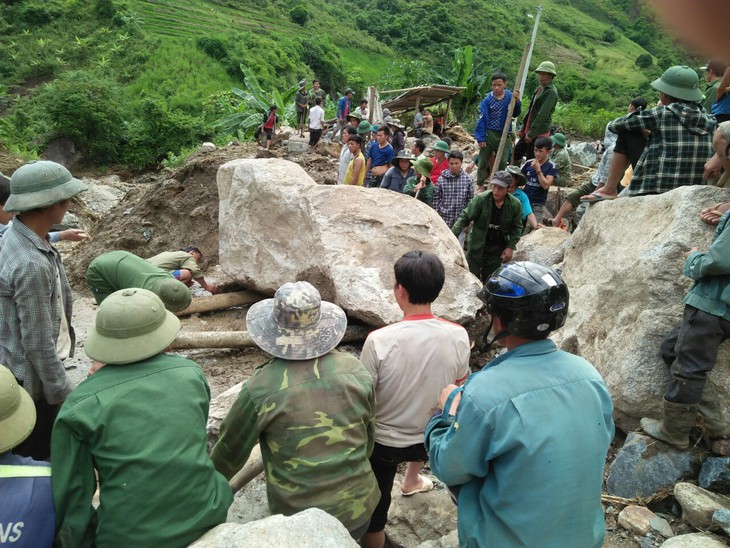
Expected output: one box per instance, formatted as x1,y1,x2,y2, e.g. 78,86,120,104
229,445,264,493
444,98,452,129
493,44,529,172
171,325,372,350
175,291,267,317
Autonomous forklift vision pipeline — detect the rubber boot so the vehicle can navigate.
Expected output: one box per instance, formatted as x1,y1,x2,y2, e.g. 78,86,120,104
640,399,698,449
698,390,730,439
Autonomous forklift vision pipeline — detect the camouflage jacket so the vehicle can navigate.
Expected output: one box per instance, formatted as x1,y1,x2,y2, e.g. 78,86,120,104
549,147,572,187
210,350,379,532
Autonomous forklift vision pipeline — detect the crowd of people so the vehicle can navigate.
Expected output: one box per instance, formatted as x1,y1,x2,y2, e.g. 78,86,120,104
1,52,729,548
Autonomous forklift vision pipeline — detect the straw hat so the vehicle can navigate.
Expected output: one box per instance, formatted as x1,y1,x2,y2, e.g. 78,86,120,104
246,281,347,360
85,288,181,365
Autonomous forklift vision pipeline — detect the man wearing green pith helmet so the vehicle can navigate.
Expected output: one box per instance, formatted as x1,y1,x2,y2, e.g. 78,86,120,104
514,61,559,163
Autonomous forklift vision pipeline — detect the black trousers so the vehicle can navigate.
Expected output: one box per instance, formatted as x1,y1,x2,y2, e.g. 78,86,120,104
309,129,322,146
513,138,535,164
13,396,60,460
660,305,730,404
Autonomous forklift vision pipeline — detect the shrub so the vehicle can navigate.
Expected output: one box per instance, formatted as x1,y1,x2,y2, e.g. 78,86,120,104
289,4,310,25
635,53,653,69
602,28,617,43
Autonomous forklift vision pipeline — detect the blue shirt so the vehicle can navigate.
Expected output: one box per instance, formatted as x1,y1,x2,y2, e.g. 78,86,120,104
712,92,730,116
380,166,415,193
474,90,522,142
337,96,350,120
512,188,532,220
521,160,558,206
367,143,395,168
425,340,614,548
0,452,54,548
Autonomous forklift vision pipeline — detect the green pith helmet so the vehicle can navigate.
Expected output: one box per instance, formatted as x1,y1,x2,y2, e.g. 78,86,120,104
0,365,36,453
156,278,192,312
432,141,450,153
85,288,181,365
357,120,372,134
411,156,434,178
535,61,557,76
651,65,703,102
4,160,88,213
551,132,566,148
246,281,347,360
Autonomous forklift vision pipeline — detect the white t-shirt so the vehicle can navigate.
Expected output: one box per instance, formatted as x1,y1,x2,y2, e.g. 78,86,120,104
309,105,324,130
338,144,353,184
360,314,470,447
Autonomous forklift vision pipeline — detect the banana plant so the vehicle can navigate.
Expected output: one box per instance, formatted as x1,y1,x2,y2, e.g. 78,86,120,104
213,65,297,139
438,45,492,121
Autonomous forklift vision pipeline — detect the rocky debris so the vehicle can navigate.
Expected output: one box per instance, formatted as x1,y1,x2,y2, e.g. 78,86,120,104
227,475,271,525
207,380,244,442
417,530,459,548
567,142,598,167
513,226,571,266
286,136,309,154
77,176,132,217
699,457,730,494
190,508,357,547
315,140,343,158
217,158,483,326
200,142,217,153
606,433,700,499
674,482,730,530
659,532,728,547
552,186,730,431
617,505,673,538
712,508,730,535
385,475,457,547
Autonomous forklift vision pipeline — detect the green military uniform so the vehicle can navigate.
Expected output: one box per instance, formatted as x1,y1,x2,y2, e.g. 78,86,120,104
52,354,232,547
452,191,523,281
309,88,327,107
549,147,572,187
146,250,203,279
403,175,435,207
86,251,189,308
211,350,379,533
704,79,720,114
524,82,559,139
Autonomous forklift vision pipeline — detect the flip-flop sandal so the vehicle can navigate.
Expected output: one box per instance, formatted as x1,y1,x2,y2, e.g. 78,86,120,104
401,475,434,496
580,193,616,203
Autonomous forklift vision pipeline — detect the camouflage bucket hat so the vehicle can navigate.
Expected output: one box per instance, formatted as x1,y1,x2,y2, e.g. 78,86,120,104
85,288,181,365
392,150,414,166
0,365,36,453
4,160,88,213
506,165,526,185
411,156,434,178
246,281,347,360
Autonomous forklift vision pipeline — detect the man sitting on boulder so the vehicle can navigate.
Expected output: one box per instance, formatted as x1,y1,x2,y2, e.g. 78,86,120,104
146,246,219,294
426,262,614,547
360,251,470,548
87,250,191,312
640,183,730,449
452,171,523,282
583,66,714,201
211,281,379,541
52,288,232,546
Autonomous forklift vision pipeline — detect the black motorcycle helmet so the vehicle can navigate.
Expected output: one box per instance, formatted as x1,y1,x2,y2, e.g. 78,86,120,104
478,262,569,340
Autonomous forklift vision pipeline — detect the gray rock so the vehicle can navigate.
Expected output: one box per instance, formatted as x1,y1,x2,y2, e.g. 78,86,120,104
386,475,457,546
567,141,598,167
286,138,309,154
41,137,81,168
674,482,730,529
226,474,271,525
513,226,571,267
77,177,131,216
607,433,700,498
699,457,730,494
417,529,459,548
552,186,730,431
712,508,730,535
660,532,728,547
217,159,482,326
190,508,357,547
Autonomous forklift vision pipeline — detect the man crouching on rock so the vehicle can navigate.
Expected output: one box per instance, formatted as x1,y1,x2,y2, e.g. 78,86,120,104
640,205,730,448
211,281,379,541
426,262,614,547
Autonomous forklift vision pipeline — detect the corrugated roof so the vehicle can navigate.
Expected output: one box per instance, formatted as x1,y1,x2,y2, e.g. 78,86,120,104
381,85,465,112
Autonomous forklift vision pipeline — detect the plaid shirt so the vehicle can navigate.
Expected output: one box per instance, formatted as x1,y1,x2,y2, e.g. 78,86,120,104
434,169,475,228
0,219,74,404
608,103,714,196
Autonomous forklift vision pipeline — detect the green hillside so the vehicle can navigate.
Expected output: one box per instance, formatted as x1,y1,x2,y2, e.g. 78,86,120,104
0,0,693,169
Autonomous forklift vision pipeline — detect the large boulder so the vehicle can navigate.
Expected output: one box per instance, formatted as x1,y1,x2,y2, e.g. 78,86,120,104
553,186,730,430
567,142,598,167
217,159,482,326
513,227,571,266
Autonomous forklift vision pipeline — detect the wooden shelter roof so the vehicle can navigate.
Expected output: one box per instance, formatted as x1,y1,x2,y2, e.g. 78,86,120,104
380,85,465,112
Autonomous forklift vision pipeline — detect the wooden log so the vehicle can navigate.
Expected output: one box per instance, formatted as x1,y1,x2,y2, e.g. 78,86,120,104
175,291,266,316
229,445,264,493
171,325,372,350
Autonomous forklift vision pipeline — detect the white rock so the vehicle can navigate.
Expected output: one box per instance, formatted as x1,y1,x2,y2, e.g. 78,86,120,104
207,381,244,440
513,226,571,266
674,482,730,530
567,142,598,167
417,529,459,548
660,532,728,547
77,177,131,216
217,159,482,326
200,142,217,153
553,186,730,430
190,508,357,547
